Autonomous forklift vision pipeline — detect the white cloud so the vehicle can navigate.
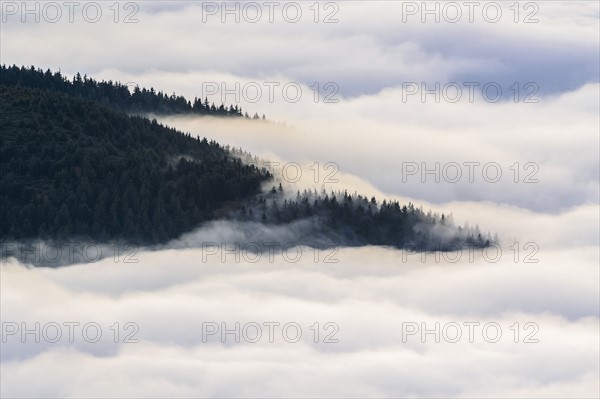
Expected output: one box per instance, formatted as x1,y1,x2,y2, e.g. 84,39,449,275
1,1,598,96
1,229,598,397
153,81,599,212
1,1,598,397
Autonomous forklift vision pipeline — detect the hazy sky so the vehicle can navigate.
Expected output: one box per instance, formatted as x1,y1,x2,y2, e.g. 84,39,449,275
1,1,599,397
3,0,598,210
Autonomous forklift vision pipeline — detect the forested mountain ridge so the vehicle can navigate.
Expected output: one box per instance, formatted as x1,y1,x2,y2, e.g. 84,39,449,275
1,67,492,251
0,64,266,119
229,185,492,250
0,85,271,243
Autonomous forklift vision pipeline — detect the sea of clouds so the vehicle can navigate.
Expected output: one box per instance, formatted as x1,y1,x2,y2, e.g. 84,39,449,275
1,1,599,397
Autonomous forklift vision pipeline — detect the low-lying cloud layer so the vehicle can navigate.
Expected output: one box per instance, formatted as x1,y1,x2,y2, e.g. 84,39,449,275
2,206,598,397
1,1,599,397
157,81,599,213
2,193,599,396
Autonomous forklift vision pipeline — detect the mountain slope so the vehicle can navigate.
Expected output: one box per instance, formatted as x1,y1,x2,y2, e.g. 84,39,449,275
0,85,270,243
1,67,492,251
0,64,265,118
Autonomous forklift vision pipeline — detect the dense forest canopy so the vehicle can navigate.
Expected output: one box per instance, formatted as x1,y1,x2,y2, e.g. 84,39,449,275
0,85,271,243
1,65,492,250
0,64,267,119
229,185,491,250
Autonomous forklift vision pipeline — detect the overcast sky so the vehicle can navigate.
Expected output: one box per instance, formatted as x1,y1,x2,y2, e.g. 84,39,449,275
3,0,598,210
